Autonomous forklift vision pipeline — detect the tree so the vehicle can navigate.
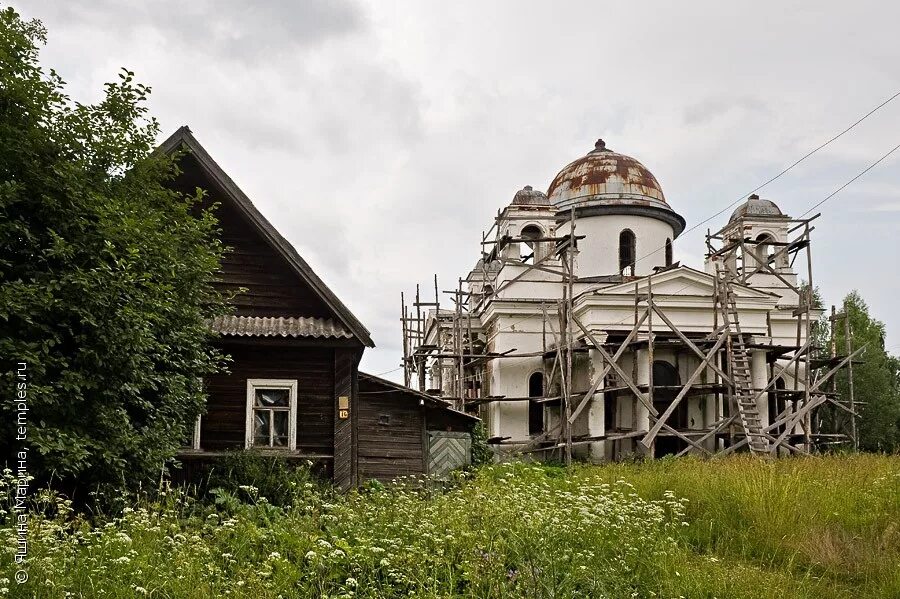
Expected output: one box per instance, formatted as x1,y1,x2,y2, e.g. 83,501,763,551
833,291,900,452
0,9,228,494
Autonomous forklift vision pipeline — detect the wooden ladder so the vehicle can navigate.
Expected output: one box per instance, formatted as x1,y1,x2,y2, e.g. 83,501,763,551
717,272,769,454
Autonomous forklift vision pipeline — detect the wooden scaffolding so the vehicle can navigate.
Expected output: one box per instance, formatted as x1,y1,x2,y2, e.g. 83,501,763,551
399,207,860,462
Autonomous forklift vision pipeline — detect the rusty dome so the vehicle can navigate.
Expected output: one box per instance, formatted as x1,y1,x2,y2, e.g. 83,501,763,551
547,139,685,236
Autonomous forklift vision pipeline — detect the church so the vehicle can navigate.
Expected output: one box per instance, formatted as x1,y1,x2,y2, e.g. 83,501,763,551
403,139,855,461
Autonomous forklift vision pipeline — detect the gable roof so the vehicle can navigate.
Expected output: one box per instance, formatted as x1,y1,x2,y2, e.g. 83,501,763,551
159,126,374,347
358,372,480,424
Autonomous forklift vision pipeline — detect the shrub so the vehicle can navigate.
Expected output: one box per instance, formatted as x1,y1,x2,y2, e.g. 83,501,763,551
469,422,493,466
200,450,324,508
0,8,228,496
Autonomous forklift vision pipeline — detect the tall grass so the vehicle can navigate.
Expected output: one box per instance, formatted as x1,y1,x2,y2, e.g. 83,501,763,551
580,454,900,598
1,455,898,598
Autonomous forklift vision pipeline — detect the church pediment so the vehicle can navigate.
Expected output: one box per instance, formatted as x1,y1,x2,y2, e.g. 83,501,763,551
589,266,777,301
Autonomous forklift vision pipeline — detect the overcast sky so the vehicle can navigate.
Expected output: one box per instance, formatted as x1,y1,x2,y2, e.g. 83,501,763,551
18,1,900,380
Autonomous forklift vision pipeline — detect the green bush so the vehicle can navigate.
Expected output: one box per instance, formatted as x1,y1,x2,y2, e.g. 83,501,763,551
469,422,493,466
3,455,899,598
200,450,324,508
0,8,228,496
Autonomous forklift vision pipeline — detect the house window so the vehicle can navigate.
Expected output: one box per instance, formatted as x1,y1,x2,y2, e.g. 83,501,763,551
665,238,673,266
245,379,298,450
619,229,636,276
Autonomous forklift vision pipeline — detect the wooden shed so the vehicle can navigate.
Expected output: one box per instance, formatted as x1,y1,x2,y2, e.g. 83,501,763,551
160,127,476,489
358,373,479,483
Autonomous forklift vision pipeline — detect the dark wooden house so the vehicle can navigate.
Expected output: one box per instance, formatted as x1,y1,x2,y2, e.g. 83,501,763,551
160,127,475,489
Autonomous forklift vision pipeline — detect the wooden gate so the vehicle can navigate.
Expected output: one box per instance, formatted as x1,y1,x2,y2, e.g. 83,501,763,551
427,430,471,478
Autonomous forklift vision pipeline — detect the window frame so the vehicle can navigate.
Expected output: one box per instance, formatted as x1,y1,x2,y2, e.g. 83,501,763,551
192,415,201,450
755,232,777,264
245,379,299,451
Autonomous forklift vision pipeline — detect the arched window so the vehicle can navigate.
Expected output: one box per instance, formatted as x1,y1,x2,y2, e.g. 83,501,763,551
619,229,636,276
665,238,673,267
528,372,544,435
755,233,776,266
652,360,680,387
520,225,543,264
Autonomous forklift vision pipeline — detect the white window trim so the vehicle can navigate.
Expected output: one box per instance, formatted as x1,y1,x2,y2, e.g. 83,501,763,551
192,415,202,450
245,379,298,451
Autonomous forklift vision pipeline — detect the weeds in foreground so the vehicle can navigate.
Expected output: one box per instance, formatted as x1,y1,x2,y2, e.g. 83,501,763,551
1,455,898,598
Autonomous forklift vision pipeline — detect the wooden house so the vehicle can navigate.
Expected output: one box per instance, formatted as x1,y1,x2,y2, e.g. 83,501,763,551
160,127,476,489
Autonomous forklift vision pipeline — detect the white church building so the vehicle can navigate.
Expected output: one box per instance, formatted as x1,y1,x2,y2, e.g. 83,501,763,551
404,139,839,460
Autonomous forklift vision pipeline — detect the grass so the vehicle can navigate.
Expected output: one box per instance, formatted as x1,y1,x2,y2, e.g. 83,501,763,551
583,454,900,596
1,454,898,597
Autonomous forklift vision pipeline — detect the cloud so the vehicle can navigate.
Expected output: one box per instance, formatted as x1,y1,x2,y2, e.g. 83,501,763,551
26,0,364,62
870,202,900,212
14,0,900,379
683,96,772,127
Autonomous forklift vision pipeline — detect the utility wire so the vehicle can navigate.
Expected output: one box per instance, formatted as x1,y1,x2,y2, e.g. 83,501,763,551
477,133,900,343
482,89,900,338
601,139,900,321
403,91,900,376
629,89,900,267
373,365,404,377
799,142,900,217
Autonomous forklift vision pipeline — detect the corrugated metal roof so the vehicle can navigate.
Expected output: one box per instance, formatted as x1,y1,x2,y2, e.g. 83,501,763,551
210,315,355,339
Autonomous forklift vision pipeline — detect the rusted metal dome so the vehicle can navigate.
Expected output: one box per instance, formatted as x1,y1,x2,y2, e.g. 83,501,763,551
548,139,666,207
547,139,685,236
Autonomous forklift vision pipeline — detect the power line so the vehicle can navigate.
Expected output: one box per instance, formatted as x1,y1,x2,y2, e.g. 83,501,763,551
799,142,900,217
629,89,900,268
373,365,403,377
480,89,900,338
608,139,900,316
482,136,900,342
406,91,900,381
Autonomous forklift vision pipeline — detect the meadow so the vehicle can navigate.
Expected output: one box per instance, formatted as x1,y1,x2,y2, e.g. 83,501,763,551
1,454,899,598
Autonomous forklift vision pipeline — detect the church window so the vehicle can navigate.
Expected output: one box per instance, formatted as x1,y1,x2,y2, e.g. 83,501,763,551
520,225,543,264
528,371,544,435
619,229,636,276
